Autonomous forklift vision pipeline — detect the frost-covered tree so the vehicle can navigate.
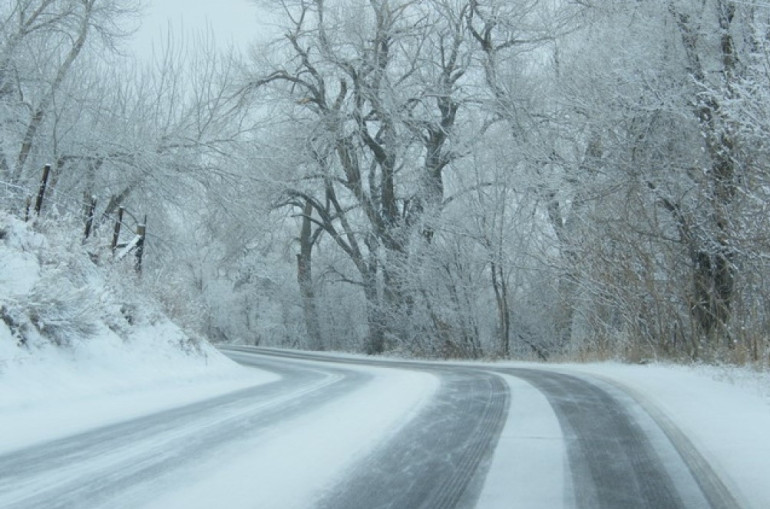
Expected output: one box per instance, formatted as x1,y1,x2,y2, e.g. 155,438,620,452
0,0,140,188
531,0,770,360
243,0,485,355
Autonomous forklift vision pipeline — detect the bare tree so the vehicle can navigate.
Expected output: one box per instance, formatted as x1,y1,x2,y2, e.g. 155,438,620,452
244,0,482,354
0,0,140,187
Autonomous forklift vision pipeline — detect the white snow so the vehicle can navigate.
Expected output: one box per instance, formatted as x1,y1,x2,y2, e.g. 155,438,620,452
137,362,439,509
476,374,569,509
560,362,770,509
3,340,769,508
0,331,274,454
0,211,273,454
0,216,43,295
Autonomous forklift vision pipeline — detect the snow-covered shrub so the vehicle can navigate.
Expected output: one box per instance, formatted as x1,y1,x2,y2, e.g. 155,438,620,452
0,211,203,354
22,279,99,346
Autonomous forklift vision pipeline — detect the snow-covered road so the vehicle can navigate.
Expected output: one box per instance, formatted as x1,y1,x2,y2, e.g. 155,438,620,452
498,368,733,508
1,347,764,508
0,350,439,509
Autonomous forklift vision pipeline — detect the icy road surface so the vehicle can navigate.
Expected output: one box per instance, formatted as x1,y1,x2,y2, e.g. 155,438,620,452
0,347,748,508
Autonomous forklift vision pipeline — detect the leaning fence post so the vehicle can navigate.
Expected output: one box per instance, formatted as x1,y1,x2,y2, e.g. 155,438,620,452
83,195,97,241
34,164,51,215
111,206,124,254
135,216,146,274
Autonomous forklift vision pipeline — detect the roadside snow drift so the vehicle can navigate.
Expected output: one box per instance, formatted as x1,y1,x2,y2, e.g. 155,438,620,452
0,212,269,452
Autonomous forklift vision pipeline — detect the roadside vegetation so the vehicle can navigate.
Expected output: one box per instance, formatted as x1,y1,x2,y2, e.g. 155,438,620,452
2,0,769,367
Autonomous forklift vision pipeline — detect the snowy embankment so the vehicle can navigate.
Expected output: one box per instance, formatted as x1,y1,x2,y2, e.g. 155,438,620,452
0,212,270,453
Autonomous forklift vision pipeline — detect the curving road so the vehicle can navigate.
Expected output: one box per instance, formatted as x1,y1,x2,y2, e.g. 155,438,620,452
0,347,741,508
316,366,507,509
0,354,370,508
502,368,736,509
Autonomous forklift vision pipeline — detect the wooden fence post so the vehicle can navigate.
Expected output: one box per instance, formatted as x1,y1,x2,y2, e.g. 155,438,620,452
111,206,124,254
34,164,51,215
135,216,146,274
83,195,97,241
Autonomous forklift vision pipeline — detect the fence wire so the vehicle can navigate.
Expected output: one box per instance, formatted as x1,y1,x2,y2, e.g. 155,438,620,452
0,170,149,271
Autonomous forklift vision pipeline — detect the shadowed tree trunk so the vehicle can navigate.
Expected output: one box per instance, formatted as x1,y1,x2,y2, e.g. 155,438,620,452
297,199,324,350
671,1,738,345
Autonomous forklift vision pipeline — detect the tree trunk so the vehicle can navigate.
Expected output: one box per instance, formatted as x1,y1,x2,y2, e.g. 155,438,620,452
297,200,323,350
491,260,510,357
673,3,738,345
362,264,385,355
690,246,734,341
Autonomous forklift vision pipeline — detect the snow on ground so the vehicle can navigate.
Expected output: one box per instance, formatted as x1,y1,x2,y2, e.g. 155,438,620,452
0,328,274,454
476,374,568,509
560,362,770,509
136,363,439,509
216,351,770,508
243,348,770,508
0,212,272,454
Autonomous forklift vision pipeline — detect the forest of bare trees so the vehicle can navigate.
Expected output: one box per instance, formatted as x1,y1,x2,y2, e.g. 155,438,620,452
3,0,770,364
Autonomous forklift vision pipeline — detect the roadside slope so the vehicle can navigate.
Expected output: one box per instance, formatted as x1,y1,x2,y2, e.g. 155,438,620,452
0,212,268,452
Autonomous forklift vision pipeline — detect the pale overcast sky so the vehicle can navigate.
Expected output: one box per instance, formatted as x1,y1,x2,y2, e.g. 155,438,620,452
130,0,277,60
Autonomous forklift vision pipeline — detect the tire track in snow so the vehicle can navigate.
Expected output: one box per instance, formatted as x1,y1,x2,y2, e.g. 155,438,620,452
504,368,727,509
314,369,509,509
247,348,513,508
0,355,368,509
587,374,742,509
225,350,741,509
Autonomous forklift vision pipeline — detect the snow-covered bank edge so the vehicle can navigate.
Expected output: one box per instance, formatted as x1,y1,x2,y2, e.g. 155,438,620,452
0,212,275,454
0,336,276,455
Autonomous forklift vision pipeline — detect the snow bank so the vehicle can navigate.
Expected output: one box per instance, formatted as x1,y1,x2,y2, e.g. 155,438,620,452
0,212,270,453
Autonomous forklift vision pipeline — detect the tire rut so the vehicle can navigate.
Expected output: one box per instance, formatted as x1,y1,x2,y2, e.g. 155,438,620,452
505,369,691,509
315,370,509,509
589,374,742,509
0,355,367,509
